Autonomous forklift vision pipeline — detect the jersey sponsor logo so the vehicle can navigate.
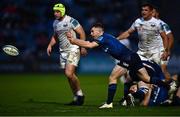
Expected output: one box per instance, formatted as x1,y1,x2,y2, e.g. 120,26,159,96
149,22,156,28
140,23,143,26
151,24,156,27
63,23,68,27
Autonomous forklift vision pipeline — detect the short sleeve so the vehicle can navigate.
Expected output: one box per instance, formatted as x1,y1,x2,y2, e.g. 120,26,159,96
70,18,80,29
130,19,139,30
158,22,164,33
162,23,171,34
130,22,136,30
53,20,57,32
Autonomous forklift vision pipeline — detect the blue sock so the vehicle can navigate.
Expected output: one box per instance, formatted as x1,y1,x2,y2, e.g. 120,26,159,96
107,84,117,104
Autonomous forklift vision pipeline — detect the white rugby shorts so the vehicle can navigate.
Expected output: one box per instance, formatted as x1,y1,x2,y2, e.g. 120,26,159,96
59,48,80,69
137,48,169,65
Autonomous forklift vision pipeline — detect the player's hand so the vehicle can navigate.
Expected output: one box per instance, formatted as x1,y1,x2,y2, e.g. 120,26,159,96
47,45,52,56
66,31,72,38
66,32,74,43
80,47,88,56
161,51,169,60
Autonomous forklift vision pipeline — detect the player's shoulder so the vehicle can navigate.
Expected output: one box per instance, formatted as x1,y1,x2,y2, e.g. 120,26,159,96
158,19,169,27
53,19,59,26
62,15,72,22
64,15,71,20
96,33,111,42
151,17,162,24
158,19,166,24
158,19,171,33
134,18,143,23
104,33,115,39
63,15,76,22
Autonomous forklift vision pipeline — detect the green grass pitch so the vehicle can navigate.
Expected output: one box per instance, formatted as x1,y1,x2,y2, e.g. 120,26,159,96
0,73,179,116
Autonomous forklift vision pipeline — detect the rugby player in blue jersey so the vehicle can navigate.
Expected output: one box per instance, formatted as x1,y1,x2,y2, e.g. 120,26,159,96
67,23,168,108
126,60,168,106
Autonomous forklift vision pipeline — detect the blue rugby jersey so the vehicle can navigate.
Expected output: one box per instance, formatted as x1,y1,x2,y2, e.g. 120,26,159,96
94,33,133,61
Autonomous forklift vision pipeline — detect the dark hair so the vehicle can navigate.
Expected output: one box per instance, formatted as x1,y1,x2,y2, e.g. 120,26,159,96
154,6,160,13
141,3,154,11
92,22,104,31
178,74,180,83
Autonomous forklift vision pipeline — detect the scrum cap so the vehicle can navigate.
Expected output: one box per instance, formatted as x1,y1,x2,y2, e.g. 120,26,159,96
53,3,66,16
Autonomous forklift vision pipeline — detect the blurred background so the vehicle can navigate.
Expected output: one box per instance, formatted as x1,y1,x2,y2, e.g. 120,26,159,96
0,0,180,74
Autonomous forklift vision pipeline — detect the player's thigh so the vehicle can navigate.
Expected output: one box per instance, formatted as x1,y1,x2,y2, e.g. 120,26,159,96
59,50,80,69
109,65,127,80
65,49,80,75
137,67,150,83
67,49,80,67
59,52,68,69
65,64,77,74
151,51,162,65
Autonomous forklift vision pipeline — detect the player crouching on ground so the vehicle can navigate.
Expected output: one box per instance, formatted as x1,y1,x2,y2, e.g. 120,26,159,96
120,60,168,106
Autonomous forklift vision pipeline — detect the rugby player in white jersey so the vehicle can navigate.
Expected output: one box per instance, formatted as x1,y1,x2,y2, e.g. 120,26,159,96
116,3,169,105
117,3,169,63
152,8,178,104
47,3,87,105
152,8,174,82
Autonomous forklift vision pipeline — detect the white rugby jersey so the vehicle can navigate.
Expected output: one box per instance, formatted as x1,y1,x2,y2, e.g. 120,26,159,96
158,19,172,49
53,15,80,52
130,17,164,51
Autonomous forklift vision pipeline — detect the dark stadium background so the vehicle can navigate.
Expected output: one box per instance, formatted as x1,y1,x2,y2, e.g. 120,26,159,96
0,0,180,74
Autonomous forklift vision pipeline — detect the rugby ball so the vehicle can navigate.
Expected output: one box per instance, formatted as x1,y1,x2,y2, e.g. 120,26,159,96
2,45,19,56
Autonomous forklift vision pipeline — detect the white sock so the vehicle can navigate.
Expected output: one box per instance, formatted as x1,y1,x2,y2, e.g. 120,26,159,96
76,89,83,96
73,96,77,101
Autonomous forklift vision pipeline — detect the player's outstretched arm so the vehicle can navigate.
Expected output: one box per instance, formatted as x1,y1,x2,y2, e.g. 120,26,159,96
160,31,169,60
74,25,88,55
67,32,98,48
167,32,174,55
117,28,134,40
